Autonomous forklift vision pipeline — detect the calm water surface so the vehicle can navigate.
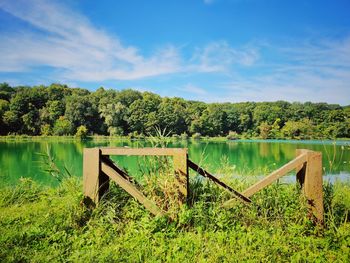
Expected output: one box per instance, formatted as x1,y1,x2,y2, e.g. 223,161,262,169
1,139,349,186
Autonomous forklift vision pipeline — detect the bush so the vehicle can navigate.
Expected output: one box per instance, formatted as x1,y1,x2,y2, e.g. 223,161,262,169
75,125,88,139
53,116,73,135
226,131,239,140
128,131,139,139
180,132,189,140
258,122,271,139
172,134,180,139
40,124,52,136
108,126,124,136
192,132,201,140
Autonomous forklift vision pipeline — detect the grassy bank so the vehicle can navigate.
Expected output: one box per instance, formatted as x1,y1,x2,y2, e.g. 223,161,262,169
1,175,350,262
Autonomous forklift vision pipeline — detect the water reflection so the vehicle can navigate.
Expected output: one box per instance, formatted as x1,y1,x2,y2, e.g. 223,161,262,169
0,139,349,186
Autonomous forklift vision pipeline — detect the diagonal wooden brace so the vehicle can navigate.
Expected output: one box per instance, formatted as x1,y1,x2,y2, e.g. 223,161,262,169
188,159,251,204
223,153,308,208
101,159,163,217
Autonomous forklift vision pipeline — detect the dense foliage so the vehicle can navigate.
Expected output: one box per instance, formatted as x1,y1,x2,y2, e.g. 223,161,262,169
1,82,349,139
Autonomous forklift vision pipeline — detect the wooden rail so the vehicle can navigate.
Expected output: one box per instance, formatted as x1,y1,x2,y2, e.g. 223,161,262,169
223,149,323,223
187,159,252,204
83,147,323,223
242,153,307,197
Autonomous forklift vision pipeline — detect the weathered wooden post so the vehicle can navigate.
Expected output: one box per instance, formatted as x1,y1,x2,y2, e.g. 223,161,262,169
83,148,109,206
173,149,189,204
296,149,324,224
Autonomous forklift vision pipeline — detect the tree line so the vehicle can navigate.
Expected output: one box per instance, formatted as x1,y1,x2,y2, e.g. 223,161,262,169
0,83,349,139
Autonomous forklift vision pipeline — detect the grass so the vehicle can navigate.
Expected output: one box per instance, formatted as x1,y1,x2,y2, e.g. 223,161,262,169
1,173,350,262
1,135,350,262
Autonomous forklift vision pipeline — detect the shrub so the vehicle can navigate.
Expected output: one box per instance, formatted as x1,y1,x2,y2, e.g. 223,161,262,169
128,131,139,139
172,134,180,139
180,132,189,140
192,132,201,140
40,124,52,136
226,131,239,140
53,116,73,135
258,122,271,139
75,125,88,139
108,126,123,136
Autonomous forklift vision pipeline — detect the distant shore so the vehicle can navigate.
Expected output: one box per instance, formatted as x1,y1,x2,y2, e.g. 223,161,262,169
1,135,349,143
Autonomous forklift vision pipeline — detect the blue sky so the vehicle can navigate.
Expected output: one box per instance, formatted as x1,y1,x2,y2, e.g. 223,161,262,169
0,0,349,104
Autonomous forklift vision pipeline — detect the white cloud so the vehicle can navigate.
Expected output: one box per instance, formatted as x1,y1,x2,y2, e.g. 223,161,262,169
189,41,259,72
0,0,254,82
0,0,184,81
220,38,350,104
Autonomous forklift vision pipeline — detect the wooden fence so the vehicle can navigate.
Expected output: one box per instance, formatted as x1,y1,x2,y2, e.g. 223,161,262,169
83,148,323,223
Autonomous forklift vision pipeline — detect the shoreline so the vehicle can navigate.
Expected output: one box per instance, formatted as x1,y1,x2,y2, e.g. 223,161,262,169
1,135,349,143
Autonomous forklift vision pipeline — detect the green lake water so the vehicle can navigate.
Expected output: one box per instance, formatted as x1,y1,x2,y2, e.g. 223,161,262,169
1,139,350,186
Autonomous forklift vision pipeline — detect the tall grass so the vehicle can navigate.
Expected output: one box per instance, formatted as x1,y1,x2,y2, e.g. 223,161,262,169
1,158,350,262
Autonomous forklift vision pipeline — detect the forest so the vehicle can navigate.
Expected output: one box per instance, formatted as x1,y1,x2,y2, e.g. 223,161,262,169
0,82,349,139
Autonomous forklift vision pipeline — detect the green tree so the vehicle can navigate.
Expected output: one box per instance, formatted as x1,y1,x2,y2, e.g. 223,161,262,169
269,118,282,139
223,104,240,134
46,83,70,101
40,100,65,126
234,102,254,133
0,82,14,101
157,98,187,135
281,119,316,139
190,104,227,136
0,99,10,134
185,101,207,133
327,109,346,123
65,95,101,133
253,103,283,127
99,102,126,135
53,116,73,135
21,103,40,135
2,110,20,133
115,89,142,107
127,92,161,134
0,83,349,139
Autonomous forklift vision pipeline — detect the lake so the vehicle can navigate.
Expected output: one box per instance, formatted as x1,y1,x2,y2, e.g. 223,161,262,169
1,139,350,186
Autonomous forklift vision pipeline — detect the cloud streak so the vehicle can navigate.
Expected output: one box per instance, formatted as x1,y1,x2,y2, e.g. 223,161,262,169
0,0,183,80
220,37,350,104
190,41,259,72
0,0,254,82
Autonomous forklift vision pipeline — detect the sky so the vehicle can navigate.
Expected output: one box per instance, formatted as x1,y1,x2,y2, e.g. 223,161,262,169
0,0,349,105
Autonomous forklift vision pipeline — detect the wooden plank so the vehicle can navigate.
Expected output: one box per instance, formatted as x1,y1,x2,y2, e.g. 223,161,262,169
101,161,163,217
241,153,308,197
188,159,251,204
83,148,101,205
173,150,189,204
100,147,187,156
